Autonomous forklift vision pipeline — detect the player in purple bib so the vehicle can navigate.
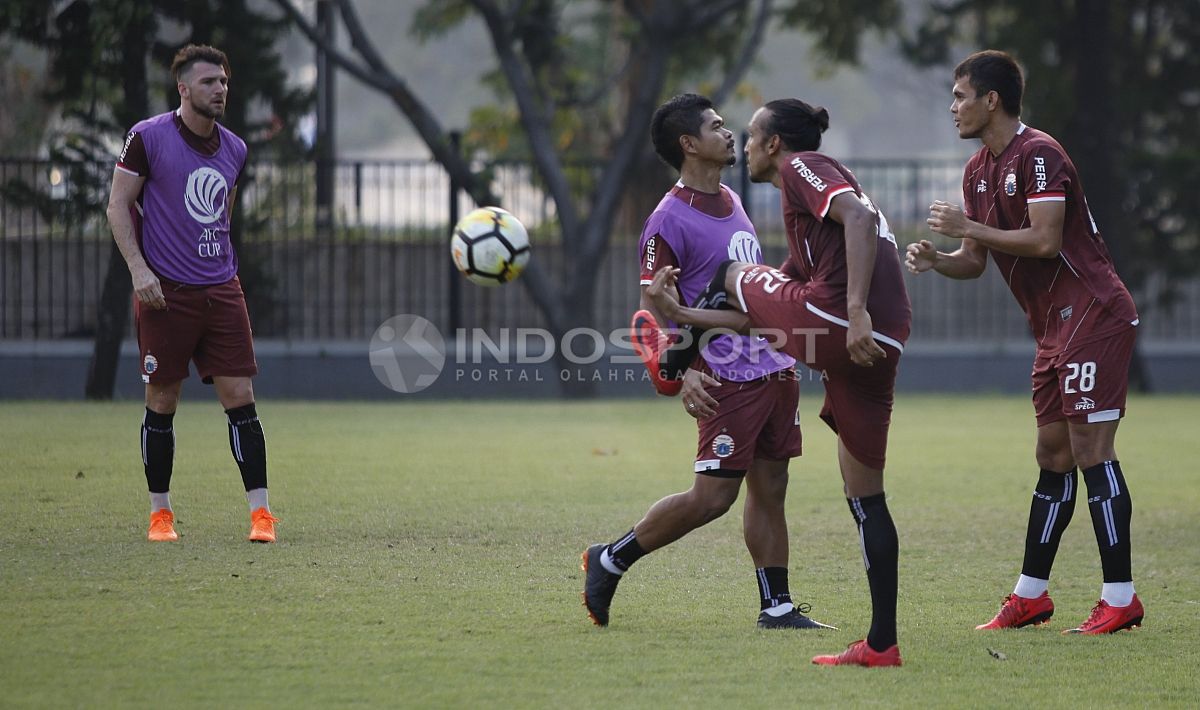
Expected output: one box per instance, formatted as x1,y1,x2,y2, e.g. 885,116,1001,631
638,186,795,382
106,44,278,544
644,98,910,667
583,94,831,632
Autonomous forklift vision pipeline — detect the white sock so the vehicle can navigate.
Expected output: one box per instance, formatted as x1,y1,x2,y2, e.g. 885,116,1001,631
1013,574,1049,599
246,488,269,512
599,548,625,575
150,492,171,513
763,602,795,617
1101,582,1135,607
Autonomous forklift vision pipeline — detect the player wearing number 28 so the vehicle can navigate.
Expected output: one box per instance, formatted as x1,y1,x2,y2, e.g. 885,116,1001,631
907,50,1143,634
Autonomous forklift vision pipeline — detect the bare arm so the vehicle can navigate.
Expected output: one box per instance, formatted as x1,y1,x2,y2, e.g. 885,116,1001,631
829,192,886,367
106,168,164,309
639,285,671,327
928,199,1065,259
645,267,751,333
905,237,989,279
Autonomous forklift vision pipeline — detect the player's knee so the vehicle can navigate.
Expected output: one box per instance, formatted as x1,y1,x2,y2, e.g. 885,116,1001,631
217,378,255,409
689,481,739,522
1069,442,1116,471
748,466,789,499
1035,447,1074,472
145,382,182,414
1066,423,1118,470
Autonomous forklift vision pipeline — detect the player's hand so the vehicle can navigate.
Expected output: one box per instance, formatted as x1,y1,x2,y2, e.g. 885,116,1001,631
131,264,166,310
645,266,682,319
846,310,886,367
927,200,970,239
680,369,720,419
905,240,938,274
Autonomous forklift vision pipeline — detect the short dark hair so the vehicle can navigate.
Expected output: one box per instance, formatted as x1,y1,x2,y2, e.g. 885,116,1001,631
171,44,230,83
955,50,1023,117
761,99,829,153
650,93,715,171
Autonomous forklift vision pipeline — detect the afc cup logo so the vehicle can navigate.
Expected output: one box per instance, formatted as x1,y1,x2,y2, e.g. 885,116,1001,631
184,167,228,224
727,230,762,263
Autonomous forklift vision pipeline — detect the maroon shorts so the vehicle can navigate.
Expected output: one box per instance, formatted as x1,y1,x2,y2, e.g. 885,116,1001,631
1032,326,1136,426
735,265,903,470
135,276,258,384
694,370,803,476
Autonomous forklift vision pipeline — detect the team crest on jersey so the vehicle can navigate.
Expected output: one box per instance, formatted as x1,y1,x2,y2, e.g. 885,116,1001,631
1004,172,1017,197
712,434,735,458
143,354,158,374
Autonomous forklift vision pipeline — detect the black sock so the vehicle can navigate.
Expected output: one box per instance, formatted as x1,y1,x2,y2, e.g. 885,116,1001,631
226,403,268,491
142,408,175,494
1020,468,1078,580
660,260,738,380
606,529,648,572
1082,460,1133,582
847,493,899,652
756,567,792,611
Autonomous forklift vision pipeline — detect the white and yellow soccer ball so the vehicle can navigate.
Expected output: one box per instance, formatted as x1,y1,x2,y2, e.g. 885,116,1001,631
450,206,531,286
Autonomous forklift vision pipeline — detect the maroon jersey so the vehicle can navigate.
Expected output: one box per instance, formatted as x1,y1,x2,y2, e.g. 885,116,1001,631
961,124,1138,355
778,152,911,344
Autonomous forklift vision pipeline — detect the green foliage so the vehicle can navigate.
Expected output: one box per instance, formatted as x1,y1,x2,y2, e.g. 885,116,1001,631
902,0,1200,302
777,0,902,72
0,0,314,320
0,396,1198,706
411,1,779,162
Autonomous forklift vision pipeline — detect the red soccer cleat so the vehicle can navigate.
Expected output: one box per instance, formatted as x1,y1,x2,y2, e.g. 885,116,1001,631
812,639,902,668
976,591,1055,630
1063,595,1144,635
630,310,682,396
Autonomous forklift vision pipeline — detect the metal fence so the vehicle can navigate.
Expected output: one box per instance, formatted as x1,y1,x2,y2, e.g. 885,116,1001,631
2,156,1197,344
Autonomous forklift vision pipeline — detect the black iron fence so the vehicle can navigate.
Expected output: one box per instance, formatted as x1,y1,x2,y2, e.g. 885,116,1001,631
2,156,1196,344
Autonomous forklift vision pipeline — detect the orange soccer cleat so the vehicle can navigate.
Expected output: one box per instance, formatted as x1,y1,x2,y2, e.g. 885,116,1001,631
812,639,902,668
147,509,179,542
976,591,1055,630
248,507,280,543
1063,595,1144,635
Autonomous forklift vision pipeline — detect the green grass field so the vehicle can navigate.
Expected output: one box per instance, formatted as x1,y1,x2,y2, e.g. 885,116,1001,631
1,395,1197,708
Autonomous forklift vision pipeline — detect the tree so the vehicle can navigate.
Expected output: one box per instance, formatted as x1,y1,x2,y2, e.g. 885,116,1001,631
1,0,159,398
904,0,1200,390
273,0,899,393
0,0,312,398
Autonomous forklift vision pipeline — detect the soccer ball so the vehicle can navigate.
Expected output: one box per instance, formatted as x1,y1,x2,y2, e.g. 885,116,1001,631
450,206,531,286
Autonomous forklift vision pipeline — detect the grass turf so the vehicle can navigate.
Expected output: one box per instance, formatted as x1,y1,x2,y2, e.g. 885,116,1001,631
0,395,1197,708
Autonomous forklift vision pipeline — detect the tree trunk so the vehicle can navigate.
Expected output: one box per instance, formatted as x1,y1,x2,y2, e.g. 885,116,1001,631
1068,0,1151,391
84,9,151,400
85,246,134,399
